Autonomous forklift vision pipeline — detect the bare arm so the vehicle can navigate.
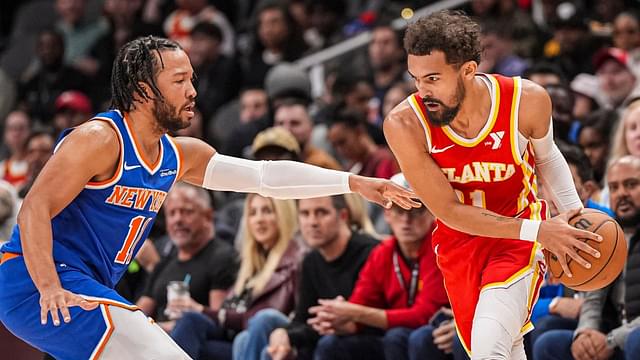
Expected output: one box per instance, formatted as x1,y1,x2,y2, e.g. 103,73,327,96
19,121,118,325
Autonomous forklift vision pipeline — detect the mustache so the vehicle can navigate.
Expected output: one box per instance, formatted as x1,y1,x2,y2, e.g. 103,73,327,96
422,97,445,106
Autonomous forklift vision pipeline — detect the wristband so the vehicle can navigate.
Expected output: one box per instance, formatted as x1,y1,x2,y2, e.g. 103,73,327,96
520,219,541,241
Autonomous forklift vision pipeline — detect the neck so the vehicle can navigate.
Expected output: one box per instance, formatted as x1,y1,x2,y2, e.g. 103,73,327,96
397,239,423,261
177,237,211,261
450,76,492,133
125,108,164,153
319,225,351,262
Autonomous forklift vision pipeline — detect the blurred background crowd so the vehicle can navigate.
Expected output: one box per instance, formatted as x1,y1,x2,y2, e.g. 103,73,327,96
1,0,640,359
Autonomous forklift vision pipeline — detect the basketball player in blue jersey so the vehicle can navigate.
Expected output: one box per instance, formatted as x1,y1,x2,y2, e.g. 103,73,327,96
0,37,418,360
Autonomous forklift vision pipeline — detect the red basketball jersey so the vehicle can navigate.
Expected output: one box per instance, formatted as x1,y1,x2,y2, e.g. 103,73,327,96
407,74,548,239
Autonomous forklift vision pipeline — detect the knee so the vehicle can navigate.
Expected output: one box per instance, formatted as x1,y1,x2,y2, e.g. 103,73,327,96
232,331,249,358
624,328,640,354
409,325,436,346
173,311,209,334
314,335,340,360
248,309,287,330
383,327,412,348
532,330,572,360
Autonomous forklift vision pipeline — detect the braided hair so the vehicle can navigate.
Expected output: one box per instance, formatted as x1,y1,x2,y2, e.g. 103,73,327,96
110,36,181,112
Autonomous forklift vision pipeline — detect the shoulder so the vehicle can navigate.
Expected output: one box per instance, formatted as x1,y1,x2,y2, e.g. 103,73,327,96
350,233,380,254
384,99,419,131
62,120,120,154
368,237,394,257
518,78,552,138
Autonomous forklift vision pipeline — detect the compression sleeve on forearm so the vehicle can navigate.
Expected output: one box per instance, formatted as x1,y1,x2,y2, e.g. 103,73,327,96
202,153,352,199
530,118,583,213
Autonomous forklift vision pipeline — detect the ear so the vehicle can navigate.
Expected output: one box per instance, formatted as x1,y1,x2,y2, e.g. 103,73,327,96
137,81,153,100
461,61,477,80
583,180,599,199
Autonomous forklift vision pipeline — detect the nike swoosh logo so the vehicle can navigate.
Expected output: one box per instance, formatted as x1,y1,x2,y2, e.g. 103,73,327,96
430,144,454,154
124,162,141,171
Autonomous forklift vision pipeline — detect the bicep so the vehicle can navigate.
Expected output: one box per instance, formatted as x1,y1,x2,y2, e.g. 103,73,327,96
518,80,553,140
173,136,216,186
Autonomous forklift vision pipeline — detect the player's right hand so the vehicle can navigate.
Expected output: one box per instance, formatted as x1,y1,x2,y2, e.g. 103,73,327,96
39,287,99,326
538,208,603,278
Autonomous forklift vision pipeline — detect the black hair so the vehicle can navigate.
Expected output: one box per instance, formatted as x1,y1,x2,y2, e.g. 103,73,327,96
327,105,366,130
580,109,618,141
191,21,224,43
110,36,182,112
523,62,567,84
403,10,482,66
559,143,594,182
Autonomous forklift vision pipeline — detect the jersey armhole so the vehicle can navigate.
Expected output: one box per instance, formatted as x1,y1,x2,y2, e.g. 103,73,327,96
510,77,525,165
85,118,125,189
166,135,184,183
407,95,433,152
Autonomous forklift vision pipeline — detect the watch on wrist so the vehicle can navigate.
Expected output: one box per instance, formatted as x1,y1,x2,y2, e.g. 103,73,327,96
606,333,616,349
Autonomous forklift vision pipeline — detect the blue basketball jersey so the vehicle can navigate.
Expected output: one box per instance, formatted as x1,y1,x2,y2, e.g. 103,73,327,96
1,109,181,288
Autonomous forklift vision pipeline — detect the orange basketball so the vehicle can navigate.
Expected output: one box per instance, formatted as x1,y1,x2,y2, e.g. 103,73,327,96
544,209,627,291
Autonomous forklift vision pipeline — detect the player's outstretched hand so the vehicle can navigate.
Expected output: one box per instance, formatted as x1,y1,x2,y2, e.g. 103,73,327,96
349,175,421,210
538,208,603,278
39,287,99,326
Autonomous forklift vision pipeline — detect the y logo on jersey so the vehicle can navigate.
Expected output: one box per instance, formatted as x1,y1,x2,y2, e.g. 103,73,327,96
488,131,505,150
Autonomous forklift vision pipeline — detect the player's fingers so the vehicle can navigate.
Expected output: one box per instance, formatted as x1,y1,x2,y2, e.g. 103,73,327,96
79,300,99,311
565,208,582,220
50,303,61,326
40,303,49,325
571,238,601,259
557,251,573,278
574,228,603,243
565,247,592,270
59,304,72,323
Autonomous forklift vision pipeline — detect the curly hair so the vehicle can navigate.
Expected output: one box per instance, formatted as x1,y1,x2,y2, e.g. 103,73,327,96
403,10,481,66
110,36,181,112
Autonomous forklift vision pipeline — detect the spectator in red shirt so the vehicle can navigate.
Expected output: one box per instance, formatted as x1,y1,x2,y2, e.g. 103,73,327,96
308,173,449,360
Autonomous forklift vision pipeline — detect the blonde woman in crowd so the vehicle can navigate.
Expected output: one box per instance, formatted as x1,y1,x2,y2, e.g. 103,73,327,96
611,99,640,161
171,194,304,360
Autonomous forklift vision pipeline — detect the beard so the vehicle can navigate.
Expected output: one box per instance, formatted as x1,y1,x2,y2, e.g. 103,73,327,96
616,208,640,228
152,97,189,133
422,77,465,127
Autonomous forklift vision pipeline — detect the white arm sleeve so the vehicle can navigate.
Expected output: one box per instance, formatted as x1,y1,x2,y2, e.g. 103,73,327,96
202,153,352,199
530,118,583,213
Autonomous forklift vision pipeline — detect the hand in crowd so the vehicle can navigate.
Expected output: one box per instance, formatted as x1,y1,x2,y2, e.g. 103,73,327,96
308,296,359,335
550,296,584,320
571,329,614,360
165,296,205,319
432,308,456,354
267,328,294,360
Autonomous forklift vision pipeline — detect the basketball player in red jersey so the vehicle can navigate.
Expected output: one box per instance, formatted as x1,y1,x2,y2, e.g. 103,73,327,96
384,11,602,359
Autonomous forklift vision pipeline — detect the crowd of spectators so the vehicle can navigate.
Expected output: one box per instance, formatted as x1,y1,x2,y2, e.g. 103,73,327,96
2,0,640,359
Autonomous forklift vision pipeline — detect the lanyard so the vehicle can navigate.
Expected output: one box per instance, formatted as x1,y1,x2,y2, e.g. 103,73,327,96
393,250,420,307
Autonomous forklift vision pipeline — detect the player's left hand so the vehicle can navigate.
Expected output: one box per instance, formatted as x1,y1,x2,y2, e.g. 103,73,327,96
39,287,99,326
349,175,421,210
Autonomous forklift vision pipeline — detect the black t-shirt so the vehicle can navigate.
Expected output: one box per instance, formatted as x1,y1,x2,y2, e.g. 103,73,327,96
143,238,239,321
287,232,378,349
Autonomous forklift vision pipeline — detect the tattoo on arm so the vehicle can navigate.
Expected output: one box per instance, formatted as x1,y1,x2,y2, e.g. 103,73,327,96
480,212,519,223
